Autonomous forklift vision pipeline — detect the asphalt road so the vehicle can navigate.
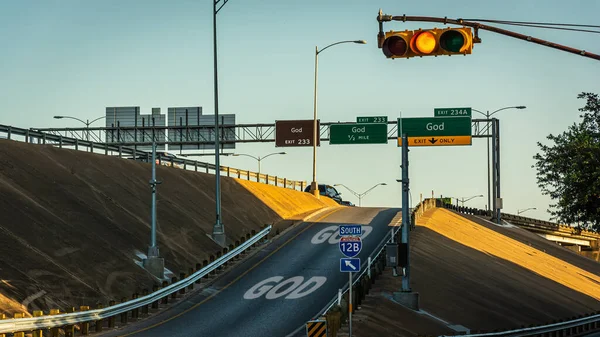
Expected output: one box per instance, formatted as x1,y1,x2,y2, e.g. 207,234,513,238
99,206,400,337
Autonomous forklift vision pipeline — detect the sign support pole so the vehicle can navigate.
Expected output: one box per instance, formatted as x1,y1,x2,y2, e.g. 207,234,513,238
143,141,165,279
150,141,158,256
401,133,411,292
492,119,498,224
349,271,353,337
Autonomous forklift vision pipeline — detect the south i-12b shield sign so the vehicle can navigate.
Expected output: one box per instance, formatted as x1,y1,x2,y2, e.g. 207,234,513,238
339,236,362,258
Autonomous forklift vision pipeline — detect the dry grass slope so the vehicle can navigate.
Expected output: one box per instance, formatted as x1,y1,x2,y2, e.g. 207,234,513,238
349,207,600,336
419,208,600,301
0,140,328,316
236,179,340,220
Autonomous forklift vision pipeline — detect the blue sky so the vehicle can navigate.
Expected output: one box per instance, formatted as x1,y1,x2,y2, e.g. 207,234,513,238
1,0,599,221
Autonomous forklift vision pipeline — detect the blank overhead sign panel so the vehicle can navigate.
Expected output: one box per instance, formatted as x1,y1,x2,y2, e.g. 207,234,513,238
275,119,320,147
167,108,236,150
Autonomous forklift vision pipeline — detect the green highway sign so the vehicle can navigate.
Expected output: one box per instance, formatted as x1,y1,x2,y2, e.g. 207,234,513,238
397,116,472,147
434,107,472,118
399,116,471,137
330,123,388,144
356,116,388,124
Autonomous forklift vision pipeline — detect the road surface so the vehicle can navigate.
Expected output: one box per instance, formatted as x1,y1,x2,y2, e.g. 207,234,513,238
100,206,400,337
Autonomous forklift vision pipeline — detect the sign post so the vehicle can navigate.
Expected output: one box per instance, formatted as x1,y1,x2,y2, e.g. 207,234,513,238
339,225,362,337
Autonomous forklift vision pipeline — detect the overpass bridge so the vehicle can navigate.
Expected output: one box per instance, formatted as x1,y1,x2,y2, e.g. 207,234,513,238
437,200,600,253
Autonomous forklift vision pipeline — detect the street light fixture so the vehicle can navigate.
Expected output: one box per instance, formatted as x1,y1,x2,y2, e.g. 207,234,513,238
231,152,286,175
334,182,387,207
517,207,536,215
449,194,484,207
472,106,526,212
309,39,367,197
53,115,106,141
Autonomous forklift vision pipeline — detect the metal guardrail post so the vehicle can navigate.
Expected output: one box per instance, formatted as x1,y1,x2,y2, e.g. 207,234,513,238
32,311,43,337
95,304,103,332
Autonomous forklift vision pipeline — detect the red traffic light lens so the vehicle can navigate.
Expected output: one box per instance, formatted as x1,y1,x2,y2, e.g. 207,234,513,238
411,31,436,54
383,36,408,57
440,30,466,52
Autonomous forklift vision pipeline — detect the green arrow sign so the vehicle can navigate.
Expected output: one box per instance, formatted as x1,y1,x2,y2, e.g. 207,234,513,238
398,116,471,137
356,116,388,124
330,123,388,144
434,107,472,118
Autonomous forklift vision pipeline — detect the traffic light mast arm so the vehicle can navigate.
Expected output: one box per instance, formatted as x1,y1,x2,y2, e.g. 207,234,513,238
377,11,600,61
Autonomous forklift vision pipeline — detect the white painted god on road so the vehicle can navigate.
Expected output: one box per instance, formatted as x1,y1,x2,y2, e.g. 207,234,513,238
243,276,327,300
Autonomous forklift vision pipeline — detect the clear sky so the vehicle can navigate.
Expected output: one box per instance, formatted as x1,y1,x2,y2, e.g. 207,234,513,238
1,0,599,221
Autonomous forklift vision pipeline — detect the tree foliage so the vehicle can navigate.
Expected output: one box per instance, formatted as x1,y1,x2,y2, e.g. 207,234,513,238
533,92,600,232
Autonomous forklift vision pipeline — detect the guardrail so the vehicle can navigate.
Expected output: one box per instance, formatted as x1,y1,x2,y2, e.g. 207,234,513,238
0,225,272,334
0,124,306,190
438,312,600,337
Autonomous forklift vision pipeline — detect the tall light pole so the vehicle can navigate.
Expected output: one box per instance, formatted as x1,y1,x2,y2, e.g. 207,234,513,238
517,207,536,215
212,0,229,246
472,106,526,212
310,39,367,197
449,194,484,207
232,152,286,175
53,115,106,141
334,183,387,207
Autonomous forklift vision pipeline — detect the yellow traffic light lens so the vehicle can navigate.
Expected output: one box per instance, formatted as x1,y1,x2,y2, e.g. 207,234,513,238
411,31,436,54
383,36,408,57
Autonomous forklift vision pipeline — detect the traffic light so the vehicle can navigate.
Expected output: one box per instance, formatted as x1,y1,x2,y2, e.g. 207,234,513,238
380,27,474,59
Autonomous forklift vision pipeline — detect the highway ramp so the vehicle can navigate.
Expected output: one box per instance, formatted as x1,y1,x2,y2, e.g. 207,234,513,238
98,206,400,337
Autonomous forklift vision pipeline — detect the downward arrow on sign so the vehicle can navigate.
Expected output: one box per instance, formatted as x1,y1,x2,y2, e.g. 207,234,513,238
344,260,357,270
428,138,438,144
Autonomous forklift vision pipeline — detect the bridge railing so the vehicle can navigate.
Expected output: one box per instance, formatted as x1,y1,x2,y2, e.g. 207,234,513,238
0,124,306,191
0,225,272,334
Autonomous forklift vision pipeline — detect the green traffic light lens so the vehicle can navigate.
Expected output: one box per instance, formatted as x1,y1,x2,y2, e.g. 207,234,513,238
383,36,408,57
440,30,465,52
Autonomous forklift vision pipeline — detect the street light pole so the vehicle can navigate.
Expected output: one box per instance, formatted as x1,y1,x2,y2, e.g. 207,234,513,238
450,194,484,207
232,152,286,175
472,106,526,213
53,115,106,141
334,183,387,207
310,39,367,197
212,0,229,247
517,207,537,215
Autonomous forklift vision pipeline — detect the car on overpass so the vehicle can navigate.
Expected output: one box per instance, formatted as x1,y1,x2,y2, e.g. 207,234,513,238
304,184,343,204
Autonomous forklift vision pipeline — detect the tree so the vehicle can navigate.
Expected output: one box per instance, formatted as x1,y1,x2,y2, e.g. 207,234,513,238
533,92,600,232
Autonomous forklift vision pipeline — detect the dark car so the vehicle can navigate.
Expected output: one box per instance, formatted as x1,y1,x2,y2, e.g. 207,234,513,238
304,184,343,204
340,200,355,207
